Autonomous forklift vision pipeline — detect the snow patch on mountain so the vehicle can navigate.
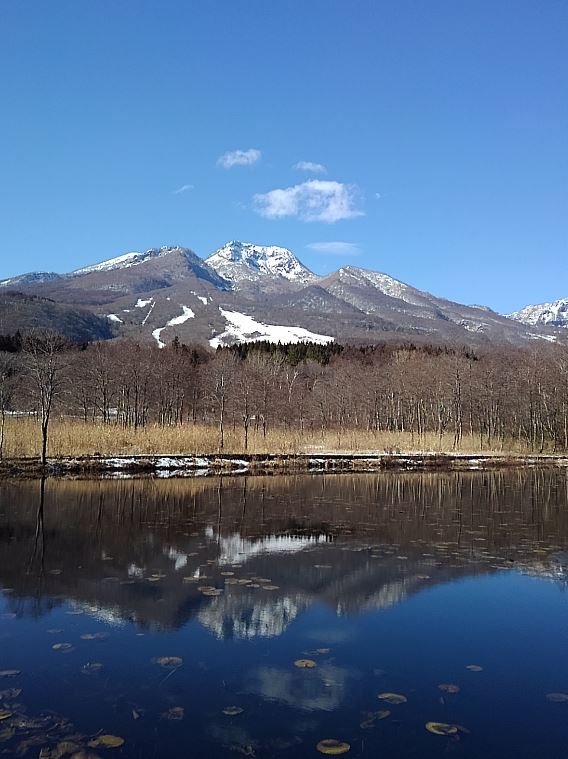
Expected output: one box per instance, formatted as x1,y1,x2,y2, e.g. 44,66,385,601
72,246,183,276
135,298,153,308
206,241,316,285
166,305,195,326
0,272,61,288
508,299,568,328
107,314,123,323
152,305,195,348
210,308,334,348
337,266,421,305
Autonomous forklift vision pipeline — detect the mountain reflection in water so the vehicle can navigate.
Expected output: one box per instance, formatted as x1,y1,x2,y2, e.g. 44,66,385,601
3,471,568,759
1,471,568,637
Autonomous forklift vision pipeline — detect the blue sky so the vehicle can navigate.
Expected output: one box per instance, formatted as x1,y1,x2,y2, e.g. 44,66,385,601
0,1,566,312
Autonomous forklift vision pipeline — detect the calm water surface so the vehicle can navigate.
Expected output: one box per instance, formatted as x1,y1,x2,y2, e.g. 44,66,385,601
1,471,568,758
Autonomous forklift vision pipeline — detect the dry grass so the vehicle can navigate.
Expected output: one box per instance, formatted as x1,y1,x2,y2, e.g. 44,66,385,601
0,417,553,459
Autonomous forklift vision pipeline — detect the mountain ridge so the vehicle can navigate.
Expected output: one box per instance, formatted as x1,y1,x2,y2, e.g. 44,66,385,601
0,241,564,348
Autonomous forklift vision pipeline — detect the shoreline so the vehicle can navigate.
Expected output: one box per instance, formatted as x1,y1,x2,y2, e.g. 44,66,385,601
2,451,568,479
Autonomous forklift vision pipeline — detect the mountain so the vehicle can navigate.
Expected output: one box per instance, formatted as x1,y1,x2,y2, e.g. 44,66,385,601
0,241,563,348
205,241,316,288
0,291,114,342
0,272,62,288
508,298,568,329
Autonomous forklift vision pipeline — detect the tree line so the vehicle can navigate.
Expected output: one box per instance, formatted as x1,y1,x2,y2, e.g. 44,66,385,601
1,330,568,461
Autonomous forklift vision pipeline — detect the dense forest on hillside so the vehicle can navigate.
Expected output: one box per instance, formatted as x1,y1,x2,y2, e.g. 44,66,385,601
1,332,568,458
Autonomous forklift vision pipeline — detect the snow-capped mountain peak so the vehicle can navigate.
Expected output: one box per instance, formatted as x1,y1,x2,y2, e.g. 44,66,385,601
72,246,187,276
0,271,62,288
336,265,420,305
205,241,316,286
508,298,568,328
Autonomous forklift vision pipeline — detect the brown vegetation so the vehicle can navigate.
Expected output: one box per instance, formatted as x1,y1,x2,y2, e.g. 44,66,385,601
2,334,568,460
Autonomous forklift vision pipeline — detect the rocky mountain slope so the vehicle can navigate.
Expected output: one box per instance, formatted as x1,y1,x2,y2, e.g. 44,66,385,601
0,242,562,348
508,298,568,329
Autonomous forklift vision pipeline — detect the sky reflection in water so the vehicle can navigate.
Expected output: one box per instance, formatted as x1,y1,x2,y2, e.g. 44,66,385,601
1,471,568,758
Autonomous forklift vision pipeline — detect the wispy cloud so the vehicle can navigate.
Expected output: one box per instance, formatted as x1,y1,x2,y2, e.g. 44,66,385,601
294,160,327,174
253,180,363,223
217,148,261,169
172,183,194,194
307,241,360,256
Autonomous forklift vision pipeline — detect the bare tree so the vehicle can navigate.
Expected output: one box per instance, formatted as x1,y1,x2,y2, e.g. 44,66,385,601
22,331,70,465
0,353,17,460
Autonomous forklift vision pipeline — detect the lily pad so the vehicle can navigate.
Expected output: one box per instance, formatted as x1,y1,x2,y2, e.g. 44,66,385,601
0,711,12,721
378,692,407,704
294,659,317,669
438,683,460,694
156,656,183,668
466,664,483,672
0,670,20,678
163,706,184,720
52,643,73,651
222,706,244,716
546,692,568,702
88,735,125,749
81,662,103,675
425,721,458,735
316,739,350,755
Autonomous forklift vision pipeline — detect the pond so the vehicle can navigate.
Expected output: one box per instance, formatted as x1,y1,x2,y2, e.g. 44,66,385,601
1,470,568,758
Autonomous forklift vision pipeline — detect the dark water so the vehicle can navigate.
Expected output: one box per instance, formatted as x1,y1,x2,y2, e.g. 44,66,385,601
1,471,568,758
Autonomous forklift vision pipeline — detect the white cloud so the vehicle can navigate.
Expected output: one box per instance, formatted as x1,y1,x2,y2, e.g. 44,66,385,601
172,183,194,194
253,180,363,224
375,192,382,200
294,160,327,174
307,241,360,256
217,148,261,169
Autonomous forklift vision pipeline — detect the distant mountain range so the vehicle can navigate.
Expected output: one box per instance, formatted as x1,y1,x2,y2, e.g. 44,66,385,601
0,241,564,347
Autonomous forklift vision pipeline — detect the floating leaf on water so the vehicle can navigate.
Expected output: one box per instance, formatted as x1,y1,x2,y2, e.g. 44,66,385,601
248,583,260,588
155,656,183,668
220,571,235,576
0,670,20,678
546,692,568,702
202,589,223,597
80,633,109,641
375,709,391,719
378,692,407,704
359,718,375,729
263,585,279,590
316,648,331,655
425,721,458,735
66,610,84,616
163,706,184,720
87,735,125,749
0,727,15,742
294,659,317,669
222,706,244,716
197,586,217,592
81,662,103,675
438,683,460,694
466,665,483,672
316,739,350,755
55,741,81,756
52,643,73,651
224,578,239,585
0,688,21,699
0,711,12,721
47,629,64,634
237,579,251,585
